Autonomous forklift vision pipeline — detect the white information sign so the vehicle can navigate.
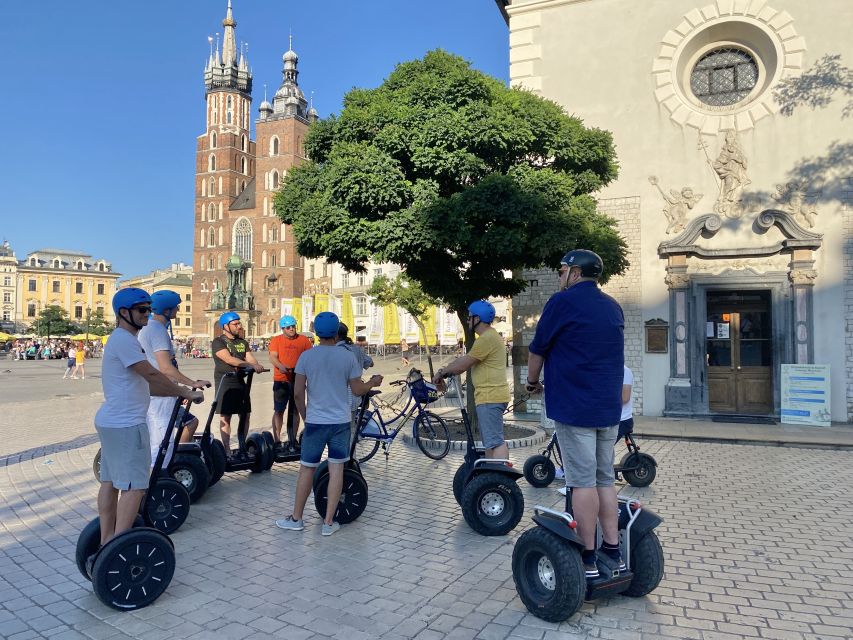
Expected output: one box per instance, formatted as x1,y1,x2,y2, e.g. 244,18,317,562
780,364,831,427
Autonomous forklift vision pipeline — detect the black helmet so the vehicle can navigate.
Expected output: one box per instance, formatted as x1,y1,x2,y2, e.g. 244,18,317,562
560,249,603,279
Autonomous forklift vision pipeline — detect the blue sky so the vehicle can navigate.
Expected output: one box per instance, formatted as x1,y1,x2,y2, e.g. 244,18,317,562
0,1,508,278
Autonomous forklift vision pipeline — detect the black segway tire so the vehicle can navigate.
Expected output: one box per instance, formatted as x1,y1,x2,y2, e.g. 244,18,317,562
142,478,190,534
620,453,657,487
623,531,664,597
245,433,267,473
92,448,101,482
76,515,145,581
523,455,556,488
170,454,210,503
512,526,586,622
413,412,451,460
460,473,524,536
92,528,175,610
208,439,227,487
261,431,276,470
452,465,466,506
314,468,368,524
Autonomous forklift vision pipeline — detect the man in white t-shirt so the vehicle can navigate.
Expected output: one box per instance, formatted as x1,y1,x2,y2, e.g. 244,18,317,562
138,290,210,466
618,365,634,440
275,312,382,536
93,289,203,558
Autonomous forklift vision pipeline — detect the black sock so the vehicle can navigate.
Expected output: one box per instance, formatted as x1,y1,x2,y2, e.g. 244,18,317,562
581,549,596,565
599,541,621,560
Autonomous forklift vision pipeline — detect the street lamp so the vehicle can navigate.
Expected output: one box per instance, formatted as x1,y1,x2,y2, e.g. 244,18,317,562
86,307,92,339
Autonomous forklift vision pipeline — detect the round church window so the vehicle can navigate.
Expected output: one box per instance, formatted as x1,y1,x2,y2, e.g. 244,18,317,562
690,47,759,107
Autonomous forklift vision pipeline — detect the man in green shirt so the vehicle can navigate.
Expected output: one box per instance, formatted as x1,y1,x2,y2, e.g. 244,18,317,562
433,300,510,459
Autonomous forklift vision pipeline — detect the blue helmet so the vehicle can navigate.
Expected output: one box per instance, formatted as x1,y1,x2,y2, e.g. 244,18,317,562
467,300,496,324
313,311,340,338
280,315,298,329
219,311,240,328
151,290,182,316
112,288,152,315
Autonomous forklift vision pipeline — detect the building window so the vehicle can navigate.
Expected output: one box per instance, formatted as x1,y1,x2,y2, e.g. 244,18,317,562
77,260,84,270
234,218,253,262
28,279,36,292
270,253,277,267
209,177,215,196
3,292,9,303
309,264,315,280
690,47,758,107
210,131,217,148
3,276,9,286
75,282,83,294
270,226,278,243
99,263,105,272
29,257,37,266
271,136,279,156
53,259,61,268
373,267,383,281
27,303,36,317
356,272,366,286
208,256,214,270
270,298,277,311
241,157,247,175
271,171,280,189
342,271,349,288
208,227,216,246
97,283,105,295
2,311,8,321
52,280,60,293
241,134,247,151
185,293,191,301
355,295,367,316
75,306,83,319
186,317,192,326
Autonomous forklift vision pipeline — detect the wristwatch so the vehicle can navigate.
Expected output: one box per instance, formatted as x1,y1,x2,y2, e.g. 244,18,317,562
526,379,539,386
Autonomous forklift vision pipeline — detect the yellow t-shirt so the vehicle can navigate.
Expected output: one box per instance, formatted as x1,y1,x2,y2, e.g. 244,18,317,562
468,328,510,405
75,350,85,364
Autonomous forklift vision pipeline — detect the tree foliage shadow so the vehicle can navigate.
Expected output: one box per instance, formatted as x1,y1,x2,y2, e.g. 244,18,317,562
773,53,853,119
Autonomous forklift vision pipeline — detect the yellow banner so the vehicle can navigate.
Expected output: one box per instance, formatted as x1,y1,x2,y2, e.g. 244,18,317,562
314,294,329,314
424,306,438,346
291,298,302,331
341,293,355,333
383,304,401,344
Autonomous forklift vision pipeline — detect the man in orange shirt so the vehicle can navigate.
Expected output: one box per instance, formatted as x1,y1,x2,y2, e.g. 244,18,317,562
269,315,313,452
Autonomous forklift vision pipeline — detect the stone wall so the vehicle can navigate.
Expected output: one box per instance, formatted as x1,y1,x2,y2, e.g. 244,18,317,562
511,195,644,416
845,177,853,422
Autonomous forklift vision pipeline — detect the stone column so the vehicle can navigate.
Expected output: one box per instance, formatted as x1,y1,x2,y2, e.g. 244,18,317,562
789,250,817,365
664,255,692,413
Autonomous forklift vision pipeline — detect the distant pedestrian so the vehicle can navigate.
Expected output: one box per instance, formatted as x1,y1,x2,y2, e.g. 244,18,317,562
64,344,77,379
71,342,86,379
400,338,410,368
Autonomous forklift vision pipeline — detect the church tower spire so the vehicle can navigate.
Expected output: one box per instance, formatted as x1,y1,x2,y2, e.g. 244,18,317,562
204,1,251,97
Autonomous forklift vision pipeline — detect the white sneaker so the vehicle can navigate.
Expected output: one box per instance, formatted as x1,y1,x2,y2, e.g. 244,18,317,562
555,467,565,479
557,486,567,496
321,521,341,536
275,516,304,531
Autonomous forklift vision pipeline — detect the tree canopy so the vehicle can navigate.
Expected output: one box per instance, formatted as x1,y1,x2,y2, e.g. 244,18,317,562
276,49,627,315
32,305,78,337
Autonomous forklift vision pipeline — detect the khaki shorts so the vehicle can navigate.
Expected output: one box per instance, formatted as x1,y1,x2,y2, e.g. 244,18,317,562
555,422,618,488
96,422,150,490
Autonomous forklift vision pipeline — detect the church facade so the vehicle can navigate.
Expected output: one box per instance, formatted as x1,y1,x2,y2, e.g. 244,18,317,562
191,1,316,338
498,0,852,422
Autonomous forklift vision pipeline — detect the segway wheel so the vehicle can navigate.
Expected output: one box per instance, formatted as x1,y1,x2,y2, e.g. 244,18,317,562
92,449,102,482
245,433,268,474
208,439,227,487
413,412,451,460
512,526,585,622
620,453,657,488
452,465,466,506
523,455,556,488
460,473,524,536
623,531,664,597
76,515,145,581
170,454,210,503
92,528,175,611
314,469,368,524
261,431,276,470
143,478,190,534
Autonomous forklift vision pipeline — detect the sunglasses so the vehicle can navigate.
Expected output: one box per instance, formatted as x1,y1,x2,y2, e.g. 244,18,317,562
133,306,152,314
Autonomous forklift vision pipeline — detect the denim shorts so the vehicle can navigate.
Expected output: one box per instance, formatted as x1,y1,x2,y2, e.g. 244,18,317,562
555,422,618,488
273,381,290,413
476,403,508,449
300,422,351,467
96,422,151,490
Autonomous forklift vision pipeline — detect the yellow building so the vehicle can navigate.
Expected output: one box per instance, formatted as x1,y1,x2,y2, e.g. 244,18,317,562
0,242,17,331
14,249,120,331
121,263,194,337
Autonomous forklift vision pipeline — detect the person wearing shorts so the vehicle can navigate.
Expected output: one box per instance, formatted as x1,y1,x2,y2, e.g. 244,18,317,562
93,289,202,564
268,315,312,452
63,344,75,379
276,312,382,537
433,300,510,459
138,290,210,467
525,249,625,580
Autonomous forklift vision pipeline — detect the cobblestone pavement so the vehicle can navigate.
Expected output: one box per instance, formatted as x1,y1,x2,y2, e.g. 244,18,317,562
1,358,852,640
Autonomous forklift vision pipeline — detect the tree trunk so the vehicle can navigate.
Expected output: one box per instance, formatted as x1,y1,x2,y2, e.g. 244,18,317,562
455,309,479,436
413,317,434,378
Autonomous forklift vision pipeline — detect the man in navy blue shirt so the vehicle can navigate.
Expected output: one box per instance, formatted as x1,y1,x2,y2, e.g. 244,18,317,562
526,249,625,579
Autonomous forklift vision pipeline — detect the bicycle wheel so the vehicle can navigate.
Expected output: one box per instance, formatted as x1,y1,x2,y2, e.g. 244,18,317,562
354,434,380,464
413,411,451,460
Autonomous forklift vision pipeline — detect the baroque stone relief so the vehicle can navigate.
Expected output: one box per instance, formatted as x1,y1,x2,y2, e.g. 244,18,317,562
686,254,789,275
649,176,703,234
709,130,750,219
773,182,819,228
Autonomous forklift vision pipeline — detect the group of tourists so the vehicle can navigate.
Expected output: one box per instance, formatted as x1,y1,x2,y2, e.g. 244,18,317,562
90,247,630,578
6,338,100,364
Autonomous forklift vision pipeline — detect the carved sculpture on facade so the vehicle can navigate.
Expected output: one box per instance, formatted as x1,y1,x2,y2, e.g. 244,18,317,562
773,182,819,228
649,176,703,234
709,130,751,219
789,268,818,286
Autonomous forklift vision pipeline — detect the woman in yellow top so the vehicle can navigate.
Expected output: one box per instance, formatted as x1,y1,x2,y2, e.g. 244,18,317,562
433,300,510,459
72,341,86,380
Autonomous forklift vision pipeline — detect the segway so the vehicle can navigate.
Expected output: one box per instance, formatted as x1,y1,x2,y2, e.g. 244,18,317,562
310,391,373,523
75,397,199,610
197,366,272,476
524,425,657,488
265,369,302,466
92,407,212,503
512,490,664,622
445,373,524,536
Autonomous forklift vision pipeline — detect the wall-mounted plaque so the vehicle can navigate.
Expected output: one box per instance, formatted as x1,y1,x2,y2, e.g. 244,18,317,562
645,318,668,353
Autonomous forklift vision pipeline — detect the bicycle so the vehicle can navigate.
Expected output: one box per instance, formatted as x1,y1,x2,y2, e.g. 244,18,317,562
354,369,451,462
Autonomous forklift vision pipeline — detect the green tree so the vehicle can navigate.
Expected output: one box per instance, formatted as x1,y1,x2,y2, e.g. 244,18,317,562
33,305,78,337
367,273,440,377
86,308,112,336
276,49,627,341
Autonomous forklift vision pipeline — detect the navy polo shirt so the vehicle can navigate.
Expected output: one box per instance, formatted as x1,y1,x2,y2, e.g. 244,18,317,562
528,281,624,427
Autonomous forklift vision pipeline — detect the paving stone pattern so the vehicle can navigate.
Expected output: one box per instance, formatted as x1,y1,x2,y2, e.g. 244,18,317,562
1,360,852,639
